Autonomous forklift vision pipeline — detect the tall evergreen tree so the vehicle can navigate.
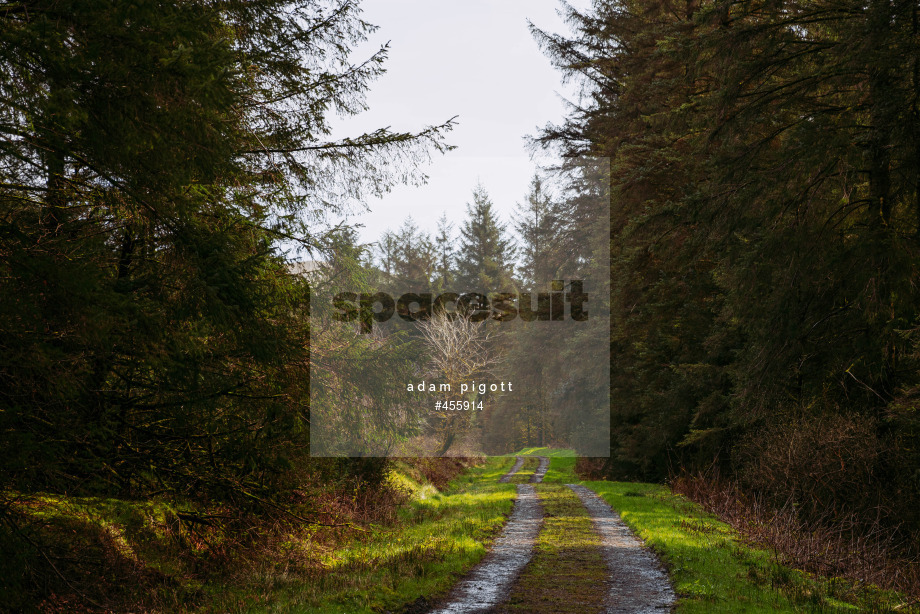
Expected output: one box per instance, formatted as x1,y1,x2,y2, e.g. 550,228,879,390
376,230,399,280
535,0,716,475
392,217,435,290
432,214,456,292
455,184,515,291
0,0,453,500
536,0,920,532
514,174,567,287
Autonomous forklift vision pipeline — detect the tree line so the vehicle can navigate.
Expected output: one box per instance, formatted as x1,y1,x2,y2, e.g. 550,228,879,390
373,184,516,294
5,0,913,584
335,171,607,456
535,0,920,538
0,0,454,513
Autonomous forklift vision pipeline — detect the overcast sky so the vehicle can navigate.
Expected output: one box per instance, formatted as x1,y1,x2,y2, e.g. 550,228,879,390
333,0,589,248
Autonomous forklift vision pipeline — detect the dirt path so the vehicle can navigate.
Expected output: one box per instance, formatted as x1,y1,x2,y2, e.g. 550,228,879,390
427,483,543,614
529,456,549,483
498,456,525,483
491,484,610,613
427,459,675,614
568,484,675,613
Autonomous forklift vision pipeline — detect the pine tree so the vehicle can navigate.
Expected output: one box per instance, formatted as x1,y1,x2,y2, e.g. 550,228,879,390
0,0,454,500
535,0,920,533
455,184,515,291
376,230,399,279
513,174,567,287
534,0,716,473
432,214,456,292
392,217,435,290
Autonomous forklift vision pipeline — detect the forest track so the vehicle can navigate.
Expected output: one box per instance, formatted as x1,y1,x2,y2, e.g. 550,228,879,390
427,483,543,614
568,484,675,613
427,459,675,614
528,456,549,483
498,456,525,483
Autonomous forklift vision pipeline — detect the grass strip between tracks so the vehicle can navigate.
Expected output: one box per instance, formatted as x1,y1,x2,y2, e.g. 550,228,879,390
492,484,607,614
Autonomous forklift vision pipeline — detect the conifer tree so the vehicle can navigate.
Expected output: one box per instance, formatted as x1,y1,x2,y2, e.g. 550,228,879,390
514,174,567,287
376,230,399,280
535,0,920,532
455,184,515,291
534,0,713,473
391,217,435,290
432,214,456,292
0,0,454,500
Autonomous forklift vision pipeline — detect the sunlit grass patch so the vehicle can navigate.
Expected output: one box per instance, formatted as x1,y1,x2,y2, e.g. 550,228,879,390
3,493,207,611
512,447,576,457
4,457,520,613
385,461,439,500
583,481,916,613
507,448,577,483
210,456,519,614
538,457,577,483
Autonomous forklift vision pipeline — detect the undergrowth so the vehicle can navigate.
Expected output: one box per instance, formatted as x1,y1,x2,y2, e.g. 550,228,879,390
573,458,919,613
671,473,920,608
1,456,508,613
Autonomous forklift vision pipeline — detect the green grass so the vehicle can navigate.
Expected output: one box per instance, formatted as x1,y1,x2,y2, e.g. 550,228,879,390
582,481,917,613
498,450,917,613
505,456,540,483
211,456,519,614
511,447,576,458
14,452,915,613
495,484,607,613
509,447,577,483
5,457,522,613
2,493,210,611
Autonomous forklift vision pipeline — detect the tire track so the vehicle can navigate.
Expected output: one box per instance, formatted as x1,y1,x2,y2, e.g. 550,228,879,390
528,456,549,483
498,456,524,483
427,483,543,614
491,484,610,614
567,484,675,613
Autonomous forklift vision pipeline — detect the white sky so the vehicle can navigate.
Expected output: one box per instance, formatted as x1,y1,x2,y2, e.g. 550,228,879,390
334,0,589,248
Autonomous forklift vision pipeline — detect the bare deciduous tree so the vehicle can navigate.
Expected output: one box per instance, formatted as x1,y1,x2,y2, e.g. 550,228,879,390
417,310,497,455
